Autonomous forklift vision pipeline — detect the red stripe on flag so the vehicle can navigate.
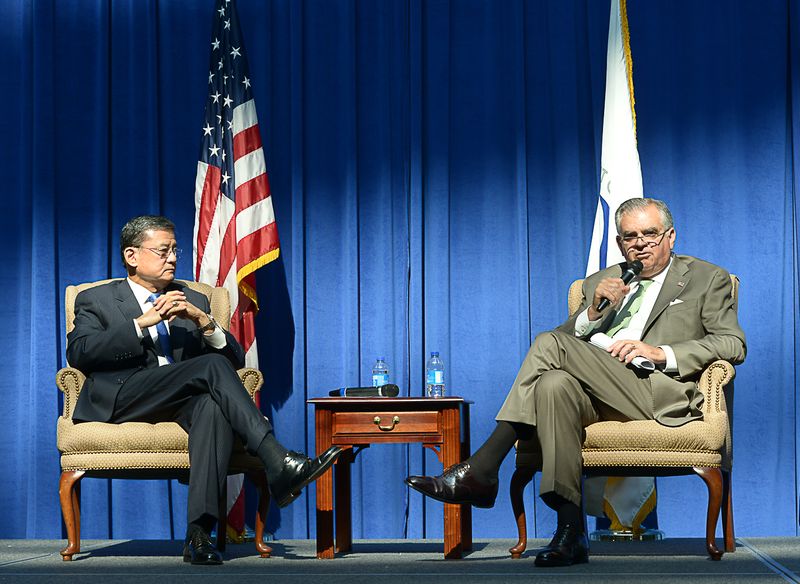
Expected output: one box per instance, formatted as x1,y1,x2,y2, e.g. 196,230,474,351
215,215,238,288
229,294,256,351
235,172,272,209
233,124,263,161
227,489,246,533
195,165,221,280
236,222,280,267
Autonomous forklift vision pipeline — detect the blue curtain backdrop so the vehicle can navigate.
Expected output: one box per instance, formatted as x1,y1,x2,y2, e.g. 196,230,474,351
2,0,799,541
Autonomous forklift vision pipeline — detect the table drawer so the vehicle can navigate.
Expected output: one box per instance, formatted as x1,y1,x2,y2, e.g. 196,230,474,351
333,410,439,436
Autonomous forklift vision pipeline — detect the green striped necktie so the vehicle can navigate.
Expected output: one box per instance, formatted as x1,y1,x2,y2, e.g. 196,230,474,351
605,279,653,338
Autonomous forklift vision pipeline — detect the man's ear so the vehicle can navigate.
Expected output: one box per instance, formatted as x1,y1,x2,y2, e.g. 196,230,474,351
123,247,138,269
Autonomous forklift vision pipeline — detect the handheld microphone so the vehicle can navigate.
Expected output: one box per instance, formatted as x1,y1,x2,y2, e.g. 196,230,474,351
596,260,643,311
328,383,400,397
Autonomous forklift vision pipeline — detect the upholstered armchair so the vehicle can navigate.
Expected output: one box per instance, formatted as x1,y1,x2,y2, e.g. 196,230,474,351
57,279,272,561
510,276,739,561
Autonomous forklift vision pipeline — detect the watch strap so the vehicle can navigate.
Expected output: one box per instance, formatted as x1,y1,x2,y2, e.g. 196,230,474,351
198,315,217,333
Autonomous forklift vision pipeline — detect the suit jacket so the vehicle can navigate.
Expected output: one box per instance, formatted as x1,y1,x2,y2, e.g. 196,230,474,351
67,279,245,423
558,254,746,426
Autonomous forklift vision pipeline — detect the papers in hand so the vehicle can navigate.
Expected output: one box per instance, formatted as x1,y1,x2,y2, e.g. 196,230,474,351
589,333,656,371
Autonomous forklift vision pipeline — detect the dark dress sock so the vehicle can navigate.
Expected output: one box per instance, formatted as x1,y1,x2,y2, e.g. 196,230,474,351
257,433,290,482
541,491,583,531
467,421,535,480
188,513,216,537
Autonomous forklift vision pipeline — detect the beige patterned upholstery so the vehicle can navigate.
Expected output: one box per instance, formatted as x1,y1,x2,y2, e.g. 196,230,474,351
510,275,739,561
57,279,272,561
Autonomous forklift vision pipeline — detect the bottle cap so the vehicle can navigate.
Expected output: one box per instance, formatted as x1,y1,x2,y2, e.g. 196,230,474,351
431,351,439,357
377,356,385,361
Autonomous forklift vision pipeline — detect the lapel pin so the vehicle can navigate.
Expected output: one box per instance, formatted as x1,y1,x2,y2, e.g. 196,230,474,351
677,281,685,287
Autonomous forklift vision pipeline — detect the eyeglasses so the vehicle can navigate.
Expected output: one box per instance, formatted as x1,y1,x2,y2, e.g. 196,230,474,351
140,246,182,260
620,230,671,248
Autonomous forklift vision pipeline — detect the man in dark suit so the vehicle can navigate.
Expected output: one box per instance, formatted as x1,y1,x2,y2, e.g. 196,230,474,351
68,215,341,565
406,198,746,567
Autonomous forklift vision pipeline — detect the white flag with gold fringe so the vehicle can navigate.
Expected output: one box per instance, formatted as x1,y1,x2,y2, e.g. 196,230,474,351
583,0,656,534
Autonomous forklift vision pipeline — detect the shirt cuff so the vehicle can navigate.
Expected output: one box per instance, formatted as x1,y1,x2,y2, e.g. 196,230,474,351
659,345,678,373
202,326,227,349
574,307,602,337
133,319,145,340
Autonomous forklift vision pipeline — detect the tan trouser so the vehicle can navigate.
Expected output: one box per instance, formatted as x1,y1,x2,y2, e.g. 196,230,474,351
496,330,660,507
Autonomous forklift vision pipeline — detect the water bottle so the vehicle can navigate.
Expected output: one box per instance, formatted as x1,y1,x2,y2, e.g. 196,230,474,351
372,357,389,387
425,352,445,398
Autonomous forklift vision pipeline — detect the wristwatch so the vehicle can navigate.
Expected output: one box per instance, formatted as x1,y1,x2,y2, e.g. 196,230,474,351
198,315,218,334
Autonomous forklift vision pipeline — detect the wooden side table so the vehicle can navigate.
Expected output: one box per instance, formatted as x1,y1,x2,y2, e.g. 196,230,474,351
308,397,472,559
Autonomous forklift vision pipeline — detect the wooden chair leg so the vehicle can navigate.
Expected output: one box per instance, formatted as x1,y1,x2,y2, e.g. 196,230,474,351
59,470,85,561
693,466,723,560
722,469,735,553
247,470,272,558
508,465,536,559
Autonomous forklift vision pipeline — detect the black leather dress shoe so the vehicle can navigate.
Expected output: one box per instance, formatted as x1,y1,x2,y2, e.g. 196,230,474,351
270,446,343,508
404,462,498,508
182,528,223,565
534,524,589,567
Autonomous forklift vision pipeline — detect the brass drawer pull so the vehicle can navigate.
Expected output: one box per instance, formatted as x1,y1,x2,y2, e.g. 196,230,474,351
373,415,400,431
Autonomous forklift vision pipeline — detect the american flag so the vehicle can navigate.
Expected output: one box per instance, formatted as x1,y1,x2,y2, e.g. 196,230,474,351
193,0,280,536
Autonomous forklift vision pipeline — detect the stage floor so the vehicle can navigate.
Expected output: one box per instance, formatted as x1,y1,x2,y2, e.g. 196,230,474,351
0,537,798,583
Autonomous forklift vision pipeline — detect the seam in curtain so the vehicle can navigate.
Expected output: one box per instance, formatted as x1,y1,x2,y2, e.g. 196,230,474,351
789,0,800,535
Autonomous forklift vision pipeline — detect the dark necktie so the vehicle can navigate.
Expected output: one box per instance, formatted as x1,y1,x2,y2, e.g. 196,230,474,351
146,293,175,364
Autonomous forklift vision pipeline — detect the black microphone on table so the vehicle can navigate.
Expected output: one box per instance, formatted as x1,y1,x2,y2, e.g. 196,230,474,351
328,383,400,397
596,260,644,311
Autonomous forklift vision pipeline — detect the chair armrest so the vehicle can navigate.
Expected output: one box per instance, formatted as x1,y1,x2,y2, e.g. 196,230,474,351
697,360,735,417
698,359,736,470
238,368,264,402
56,367,86,419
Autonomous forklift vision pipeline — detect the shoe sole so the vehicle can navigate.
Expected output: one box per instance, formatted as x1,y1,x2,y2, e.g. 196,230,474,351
276,446,344,508
403,478,496,509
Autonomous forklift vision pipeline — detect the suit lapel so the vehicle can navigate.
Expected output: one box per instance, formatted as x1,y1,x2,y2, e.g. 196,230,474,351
113,279,159,358
642,256,691,339
114,279,145,322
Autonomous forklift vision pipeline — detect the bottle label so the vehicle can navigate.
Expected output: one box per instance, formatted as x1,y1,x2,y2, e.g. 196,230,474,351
372,373,389,387
426,370,444,385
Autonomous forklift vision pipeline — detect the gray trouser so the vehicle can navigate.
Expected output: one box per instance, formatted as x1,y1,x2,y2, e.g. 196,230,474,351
112,354,272,524
496,330,656,507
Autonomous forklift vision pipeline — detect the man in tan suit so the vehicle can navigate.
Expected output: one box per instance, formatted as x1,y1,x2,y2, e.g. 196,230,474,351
406,198,746,567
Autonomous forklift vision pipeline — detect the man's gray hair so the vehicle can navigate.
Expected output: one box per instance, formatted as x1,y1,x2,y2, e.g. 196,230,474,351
614,198,674,233
120,215,175,267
